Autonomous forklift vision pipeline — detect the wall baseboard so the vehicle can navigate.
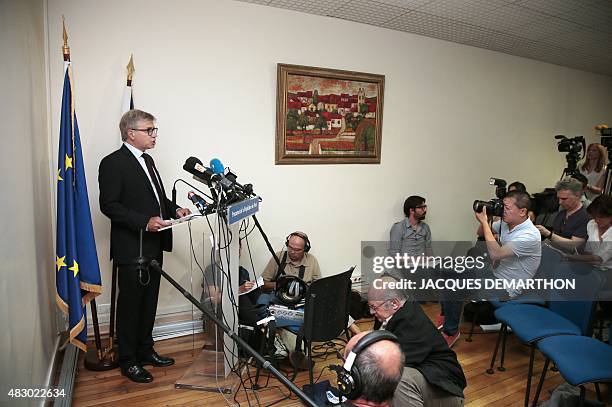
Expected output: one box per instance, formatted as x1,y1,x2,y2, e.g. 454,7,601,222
88,309,204,342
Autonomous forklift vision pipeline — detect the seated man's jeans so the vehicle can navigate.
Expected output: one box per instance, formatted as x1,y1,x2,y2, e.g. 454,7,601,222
440,264,509,336
441,301,463,336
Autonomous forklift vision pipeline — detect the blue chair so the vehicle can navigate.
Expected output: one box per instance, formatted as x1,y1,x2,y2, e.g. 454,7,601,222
532,335,612,406
486,261,602,407
466,296,546,342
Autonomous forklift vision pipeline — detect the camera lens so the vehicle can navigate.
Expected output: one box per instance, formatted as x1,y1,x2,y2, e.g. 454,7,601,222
473,200,489,213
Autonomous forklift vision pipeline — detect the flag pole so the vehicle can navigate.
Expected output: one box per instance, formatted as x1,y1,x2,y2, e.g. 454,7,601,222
106,54,136,364
62,16,70,62
60,19,116,370
126,54,135,85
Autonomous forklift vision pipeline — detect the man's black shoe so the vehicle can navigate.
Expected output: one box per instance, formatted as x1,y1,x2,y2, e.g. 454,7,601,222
121,364,153,383
139,351,175,367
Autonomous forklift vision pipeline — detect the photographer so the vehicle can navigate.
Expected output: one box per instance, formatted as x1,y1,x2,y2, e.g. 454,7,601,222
580,143,608,200
475,190,542,298
536,178,588,253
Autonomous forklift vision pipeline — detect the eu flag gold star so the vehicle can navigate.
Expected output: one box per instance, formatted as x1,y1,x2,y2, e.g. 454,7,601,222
57,168,63,181
69,260,79,277
65,154,73,170
56,255,67,271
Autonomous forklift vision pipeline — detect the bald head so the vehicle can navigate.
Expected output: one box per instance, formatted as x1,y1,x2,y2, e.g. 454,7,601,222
345,331,404,403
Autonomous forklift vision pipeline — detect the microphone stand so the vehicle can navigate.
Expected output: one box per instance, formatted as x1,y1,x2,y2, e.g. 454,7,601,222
148,260,317,407
251,215,281,268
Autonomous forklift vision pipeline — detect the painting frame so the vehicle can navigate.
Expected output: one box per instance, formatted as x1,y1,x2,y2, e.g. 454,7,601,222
275,64,385,165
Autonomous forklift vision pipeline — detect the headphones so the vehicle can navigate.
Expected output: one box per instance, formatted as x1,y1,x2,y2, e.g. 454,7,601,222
285,231,311,253
332,330,399,400
275,275,308,306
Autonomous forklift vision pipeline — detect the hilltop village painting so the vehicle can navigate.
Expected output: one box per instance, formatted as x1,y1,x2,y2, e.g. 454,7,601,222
276,64,385,164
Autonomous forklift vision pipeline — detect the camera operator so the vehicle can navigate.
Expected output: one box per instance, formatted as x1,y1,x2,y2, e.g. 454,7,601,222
580,143,608,200
535,178,588,253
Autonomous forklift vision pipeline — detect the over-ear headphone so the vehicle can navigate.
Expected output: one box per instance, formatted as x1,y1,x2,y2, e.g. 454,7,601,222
332,330,399,400
275,275,308,306
285,231,311,253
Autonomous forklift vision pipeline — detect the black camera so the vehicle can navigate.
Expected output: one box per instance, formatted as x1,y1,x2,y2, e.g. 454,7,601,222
555,135,585,154
473,178,507,216
599,127,612,149
555,135,585,176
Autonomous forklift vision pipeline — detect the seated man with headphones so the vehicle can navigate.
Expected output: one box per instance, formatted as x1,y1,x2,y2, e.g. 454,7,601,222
258,231,321,305
255,231,320,364
368,276,466,407
331,330,404,407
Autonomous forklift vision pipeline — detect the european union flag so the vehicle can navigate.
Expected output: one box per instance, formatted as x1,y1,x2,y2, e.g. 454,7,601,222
56,62,102,351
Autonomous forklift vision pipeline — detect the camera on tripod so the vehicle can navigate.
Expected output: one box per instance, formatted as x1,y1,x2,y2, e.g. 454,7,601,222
555,135,585,177
473,178,507,216
555,134,585,154
597,125,612,149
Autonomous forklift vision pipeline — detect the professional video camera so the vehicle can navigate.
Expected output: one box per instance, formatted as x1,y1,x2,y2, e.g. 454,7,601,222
596,125,612,195
555,134,585,177
473,178,507,216
597,125,612,150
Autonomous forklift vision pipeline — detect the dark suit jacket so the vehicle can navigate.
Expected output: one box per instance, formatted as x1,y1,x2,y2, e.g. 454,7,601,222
386,301,467,398
98,144,179,265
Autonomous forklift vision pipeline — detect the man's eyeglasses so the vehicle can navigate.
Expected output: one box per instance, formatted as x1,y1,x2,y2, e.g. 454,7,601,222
287,244,304,253
368,300,390,312
415,204,427,209
131,127,158,136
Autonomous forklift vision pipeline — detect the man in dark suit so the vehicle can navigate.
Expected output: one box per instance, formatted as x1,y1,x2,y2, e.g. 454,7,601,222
368,276,466,406
99,109,191,383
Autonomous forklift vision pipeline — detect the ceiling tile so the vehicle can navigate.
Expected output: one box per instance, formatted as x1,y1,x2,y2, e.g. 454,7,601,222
328,0,410,26
233,0,612,76
417,0,508,23
463,3,547,32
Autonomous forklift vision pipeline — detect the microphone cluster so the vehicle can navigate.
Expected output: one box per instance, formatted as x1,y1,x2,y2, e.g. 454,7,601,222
182,157,256,214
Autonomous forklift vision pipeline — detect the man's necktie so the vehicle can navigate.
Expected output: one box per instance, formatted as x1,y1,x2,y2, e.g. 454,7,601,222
142,153,167,219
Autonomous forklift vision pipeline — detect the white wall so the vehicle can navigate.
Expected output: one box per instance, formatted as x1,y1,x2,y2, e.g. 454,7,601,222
45,0,612,318
0,0,58,401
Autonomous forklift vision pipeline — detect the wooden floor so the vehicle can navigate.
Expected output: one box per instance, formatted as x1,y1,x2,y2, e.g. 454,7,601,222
71,303,610,406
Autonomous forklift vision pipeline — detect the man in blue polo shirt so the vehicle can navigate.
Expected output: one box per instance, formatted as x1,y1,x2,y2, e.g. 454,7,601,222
476,190,542,297
442,191,541,347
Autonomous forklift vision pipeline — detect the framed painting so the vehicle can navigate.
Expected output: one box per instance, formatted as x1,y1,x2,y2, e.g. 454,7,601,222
275,64,385,164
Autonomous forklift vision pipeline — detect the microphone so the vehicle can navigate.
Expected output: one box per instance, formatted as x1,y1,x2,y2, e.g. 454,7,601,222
187,191,208,215
210,158,225,175
209,158,252,197
172,185,177,209
183,157,214,184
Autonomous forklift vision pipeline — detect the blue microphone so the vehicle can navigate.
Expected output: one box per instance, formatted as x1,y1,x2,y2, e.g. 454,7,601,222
210,158,225,175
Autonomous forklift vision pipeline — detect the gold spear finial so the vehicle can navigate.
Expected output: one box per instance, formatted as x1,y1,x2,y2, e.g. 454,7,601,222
126,54,135,84
62,16,70,61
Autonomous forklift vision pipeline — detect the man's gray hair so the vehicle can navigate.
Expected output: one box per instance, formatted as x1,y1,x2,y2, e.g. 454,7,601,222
555,178,583,196
119,109,156,141
355,342,404,403
371,275,409,302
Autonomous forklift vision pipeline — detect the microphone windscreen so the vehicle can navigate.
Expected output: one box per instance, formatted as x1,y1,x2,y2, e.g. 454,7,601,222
210,158,225,174
183,156,203,172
